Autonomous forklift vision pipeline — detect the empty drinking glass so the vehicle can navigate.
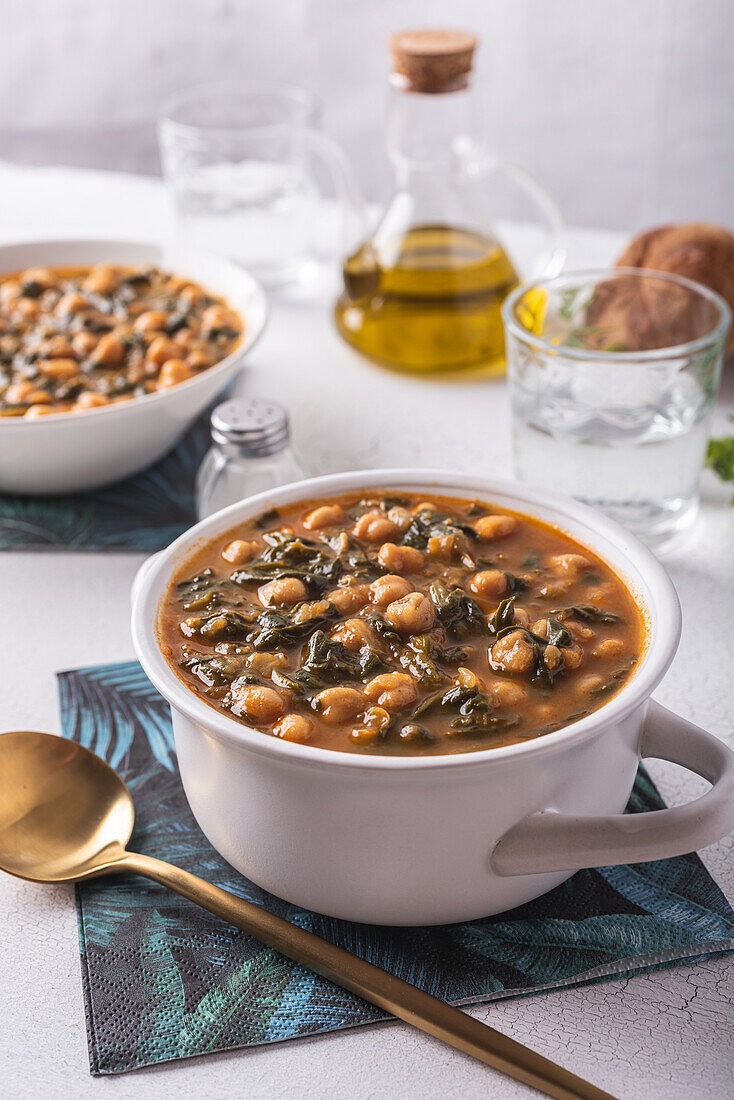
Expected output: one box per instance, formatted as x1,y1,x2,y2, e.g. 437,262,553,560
159,81,359,290
502,269,731,552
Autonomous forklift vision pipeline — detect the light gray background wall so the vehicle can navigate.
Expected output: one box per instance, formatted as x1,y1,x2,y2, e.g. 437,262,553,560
1,0,732,231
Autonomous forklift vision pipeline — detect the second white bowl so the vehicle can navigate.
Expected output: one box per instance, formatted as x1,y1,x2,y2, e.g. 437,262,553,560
0,239,268,494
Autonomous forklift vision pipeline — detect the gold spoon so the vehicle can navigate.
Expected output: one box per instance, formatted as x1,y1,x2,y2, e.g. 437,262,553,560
0,730,616,1100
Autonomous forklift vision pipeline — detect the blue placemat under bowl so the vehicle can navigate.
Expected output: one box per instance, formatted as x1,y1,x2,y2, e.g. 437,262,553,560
0,413,210,552
57,660,734,1076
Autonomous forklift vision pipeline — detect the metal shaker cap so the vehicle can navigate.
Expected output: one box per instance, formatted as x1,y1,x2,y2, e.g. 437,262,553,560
210,397,290,457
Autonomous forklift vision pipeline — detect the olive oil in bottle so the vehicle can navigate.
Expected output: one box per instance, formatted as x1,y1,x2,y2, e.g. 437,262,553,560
333,29,527,376
335,224,518,374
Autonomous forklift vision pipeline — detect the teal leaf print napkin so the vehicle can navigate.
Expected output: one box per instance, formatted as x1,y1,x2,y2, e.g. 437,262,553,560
58,661,734,1075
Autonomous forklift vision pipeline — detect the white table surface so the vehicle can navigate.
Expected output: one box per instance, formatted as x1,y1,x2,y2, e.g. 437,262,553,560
0,164,732,1100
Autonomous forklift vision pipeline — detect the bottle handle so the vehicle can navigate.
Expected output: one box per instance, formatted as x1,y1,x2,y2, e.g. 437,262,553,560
286,125,365,264
466,149,566,279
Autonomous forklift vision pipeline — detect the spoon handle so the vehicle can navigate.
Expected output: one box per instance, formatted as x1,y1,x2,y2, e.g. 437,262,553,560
120,850,615,1100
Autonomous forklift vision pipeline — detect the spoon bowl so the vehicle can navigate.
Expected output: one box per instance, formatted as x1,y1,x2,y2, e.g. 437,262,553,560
0,731,134,883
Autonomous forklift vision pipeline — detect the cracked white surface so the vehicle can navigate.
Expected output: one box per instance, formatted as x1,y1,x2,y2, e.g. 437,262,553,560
0,166,732,1100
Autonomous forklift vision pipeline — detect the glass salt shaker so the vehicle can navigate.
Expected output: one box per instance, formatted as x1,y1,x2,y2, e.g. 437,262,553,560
196,397,306,520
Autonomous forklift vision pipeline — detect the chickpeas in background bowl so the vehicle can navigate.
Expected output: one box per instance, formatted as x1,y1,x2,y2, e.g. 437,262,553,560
132,469,734,925
0,239,267,494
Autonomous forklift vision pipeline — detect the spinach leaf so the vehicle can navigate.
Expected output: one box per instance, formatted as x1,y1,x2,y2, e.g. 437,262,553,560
401,509,477,551
247,607,334,650
179,646,251,694
232,535,343,592
410,684,513,737
181,609,254,642
548,604,622,625
487,596,516,635
428,580,486,638
301,630,362,682
546,618,573,648
255,507,281,528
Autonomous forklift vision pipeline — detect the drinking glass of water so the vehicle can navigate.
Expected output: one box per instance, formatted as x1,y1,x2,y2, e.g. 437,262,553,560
159,81,359,291
502,268,731,552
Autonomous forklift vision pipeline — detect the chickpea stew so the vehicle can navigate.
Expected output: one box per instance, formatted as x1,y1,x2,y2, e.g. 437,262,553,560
158,492,646,756
0,265,243,417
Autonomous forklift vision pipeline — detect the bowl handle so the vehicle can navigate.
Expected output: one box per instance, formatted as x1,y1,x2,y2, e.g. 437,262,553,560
491,701,734,876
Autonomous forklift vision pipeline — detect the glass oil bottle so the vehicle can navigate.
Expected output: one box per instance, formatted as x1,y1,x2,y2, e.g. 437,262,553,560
335,30,521,376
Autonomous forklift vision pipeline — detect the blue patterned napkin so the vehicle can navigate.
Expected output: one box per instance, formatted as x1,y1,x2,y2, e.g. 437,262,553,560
58,661,734,1076
0,415,209,552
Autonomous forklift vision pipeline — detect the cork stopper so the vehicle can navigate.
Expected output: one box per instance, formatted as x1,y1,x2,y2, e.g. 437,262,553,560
388,29,478,94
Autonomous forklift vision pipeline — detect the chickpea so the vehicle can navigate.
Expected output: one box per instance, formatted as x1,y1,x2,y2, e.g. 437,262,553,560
586,583,616,606
55,291,88,316
146,335,180,367
157,358,193,390
21,266,58,290
74,392,110,410
353,511,400,543
349,726,381,747
41,335,76,359
487,678,527,707
35,358,79,381
489,630,536,675
474,514,518,540
221,538,259,565
134,310,169,334
364,672,418,711
14,298,39,321
201,304,241,334
387,506,412,531
331,618,377,653
566,619,594,641
385,591,435,635
412,501,436,514
313,686,366,725
4,380,38,404
90,333,125,367
293,600,333,624
549,553,590,578
326,583,369,614
273,713,314,743
513,606,530,628
538,580,572,599
82,265,119,295
0,280,21,308
369,574,412,607
532,618,549,639
186,350,213,371
427,533,458,560
259,577,308,607
0,334,19,356
362,705,391,730
243,651,287,676
562,643,584,670
303,503,345,530
180,284,203,306
543,644,563,671
592,638,625,659
456,666,486,691
577,674,605,694
469,569,508,600
72,331,98,358
377,543,425,574
231,682,285,724
24,404,60,418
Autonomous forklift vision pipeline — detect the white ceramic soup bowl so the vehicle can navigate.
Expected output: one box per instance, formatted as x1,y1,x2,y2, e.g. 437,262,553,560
0,239,268,494
132,470,734,926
